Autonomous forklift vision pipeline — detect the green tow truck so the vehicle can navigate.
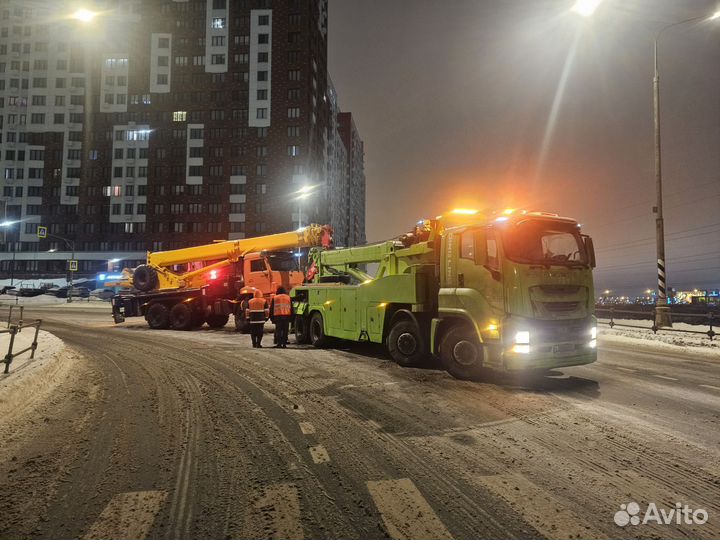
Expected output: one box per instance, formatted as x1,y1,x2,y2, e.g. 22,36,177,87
292,209,597,379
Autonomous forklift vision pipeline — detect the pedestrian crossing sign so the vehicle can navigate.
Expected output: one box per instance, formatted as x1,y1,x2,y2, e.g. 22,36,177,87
37,226,47,238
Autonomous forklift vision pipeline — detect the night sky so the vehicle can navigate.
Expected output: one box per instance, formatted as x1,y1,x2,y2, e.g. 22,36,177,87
328,0,720,295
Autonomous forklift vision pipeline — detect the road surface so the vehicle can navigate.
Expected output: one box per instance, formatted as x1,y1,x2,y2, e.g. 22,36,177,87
1,305,718,539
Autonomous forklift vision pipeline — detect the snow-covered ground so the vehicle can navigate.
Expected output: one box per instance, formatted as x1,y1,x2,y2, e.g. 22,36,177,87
0,294,108,307
598,317,720,358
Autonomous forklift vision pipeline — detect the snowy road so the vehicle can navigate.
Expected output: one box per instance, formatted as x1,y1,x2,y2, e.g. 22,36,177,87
1,306,719,540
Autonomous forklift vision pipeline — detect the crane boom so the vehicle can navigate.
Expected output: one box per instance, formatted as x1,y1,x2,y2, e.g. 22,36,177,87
148,224,332,267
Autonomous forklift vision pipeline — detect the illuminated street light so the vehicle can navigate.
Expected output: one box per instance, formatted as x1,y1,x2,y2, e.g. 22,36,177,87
571,0,603,17
71,8,98,22
48,249,57,253
710,11,720,21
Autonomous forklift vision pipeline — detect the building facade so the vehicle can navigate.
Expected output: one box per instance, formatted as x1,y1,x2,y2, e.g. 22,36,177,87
0,0,365,279
337,111,366,247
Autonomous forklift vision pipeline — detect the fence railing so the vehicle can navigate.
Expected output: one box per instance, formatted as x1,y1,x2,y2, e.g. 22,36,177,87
2,319,43,374
6,305,23,328
596,307,716,341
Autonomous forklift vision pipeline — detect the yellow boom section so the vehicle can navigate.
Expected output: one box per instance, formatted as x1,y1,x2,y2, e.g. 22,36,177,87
148,224,329,267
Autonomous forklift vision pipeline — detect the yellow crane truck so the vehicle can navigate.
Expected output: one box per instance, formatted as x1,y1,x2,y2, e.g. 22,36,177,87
292,209,597,379
111,224,332,331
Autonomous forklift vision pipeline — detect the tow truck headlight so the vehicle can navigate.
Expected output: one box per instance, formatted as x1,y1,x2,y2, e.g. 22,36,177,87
512,331,530,354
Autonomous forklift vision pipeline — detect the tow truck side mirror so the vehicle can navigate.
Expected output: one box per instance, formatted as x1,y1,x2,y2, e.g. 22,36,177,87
583,236,596,268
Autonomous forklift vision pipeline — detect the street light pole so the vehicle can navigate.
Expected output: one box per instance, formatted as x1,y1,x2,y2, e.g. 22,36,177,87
46,233,76,302
652,15,713,327
652,35,669,327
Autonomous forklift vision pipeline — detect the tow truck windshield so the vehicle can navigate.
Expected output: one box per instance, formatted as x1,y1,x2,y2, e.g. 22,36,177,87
503,220,588,266
266,252,299,272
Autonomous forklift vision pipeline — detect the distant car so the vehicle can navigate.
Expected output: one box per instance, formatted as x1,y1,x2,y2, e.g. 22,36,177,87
50,286,91,299
18,288,47,297
90,289,114,301
0,286,17,295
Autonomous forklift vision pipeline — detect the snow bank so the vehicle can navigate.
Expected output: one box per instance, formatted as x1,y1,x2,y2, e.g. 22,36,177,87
0,327,80,447
0,327,65,375
599,318,720,358
0,294,108,307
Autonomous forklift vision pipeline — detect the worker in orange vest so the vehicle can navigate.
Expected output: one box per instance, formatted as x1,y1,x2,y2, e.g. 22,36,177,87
246,289,269,348
270,286,293,348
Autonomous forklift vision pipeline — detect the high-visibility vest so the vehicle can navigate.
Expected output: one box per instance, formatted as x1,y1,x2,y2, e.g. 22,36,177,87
272,294,292,317
246,297,268,324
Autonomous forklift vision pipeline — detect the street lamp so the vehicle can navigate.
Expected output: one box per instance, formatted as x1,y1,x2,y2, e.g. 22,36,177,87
70,8,98,23
571,0,603,17
293,184,318,230
0,220,19,287
652,11,719,327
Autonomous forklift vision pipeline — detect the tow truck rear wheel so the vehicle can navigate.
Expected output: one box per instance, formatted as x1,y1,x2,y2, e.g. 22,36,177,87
206,313,229,328
170,303,194,331
439,325,485,380
295,315,310,344
309,312,327,348
387,319,425,367
146,303,170,330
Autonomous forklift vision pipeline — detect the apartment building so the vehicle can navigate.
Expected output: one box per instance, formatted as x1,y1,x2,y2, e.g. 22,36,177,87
0,0,365,279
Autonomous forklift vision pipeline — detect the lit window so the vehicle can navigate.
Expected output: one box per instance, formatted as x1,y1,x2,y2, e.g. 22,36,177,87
212,17,225,29
173,111,187,122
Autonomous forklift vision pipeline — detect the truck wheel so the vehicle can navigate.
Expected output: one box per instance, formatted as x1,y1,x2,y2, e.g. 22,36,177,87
146,303,170,330
170,303,194,331
133,264,159,292
295,315,310,344
206,313,230,328
191,311,205,328
309,312,327,348
387,319,425,367
439,325,485,380
234,314,250,333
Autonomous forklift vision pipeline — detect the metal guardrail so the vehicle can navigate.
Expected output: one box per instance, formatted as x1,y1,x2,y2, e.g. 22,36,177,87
596,307,716,341
7,305,23,328
2,319,43,374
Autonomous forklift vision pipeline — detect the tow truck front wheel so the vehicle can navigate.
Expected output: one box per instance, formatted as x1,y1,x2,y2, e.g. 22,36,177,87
387,319,425,367
439,325,485,380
